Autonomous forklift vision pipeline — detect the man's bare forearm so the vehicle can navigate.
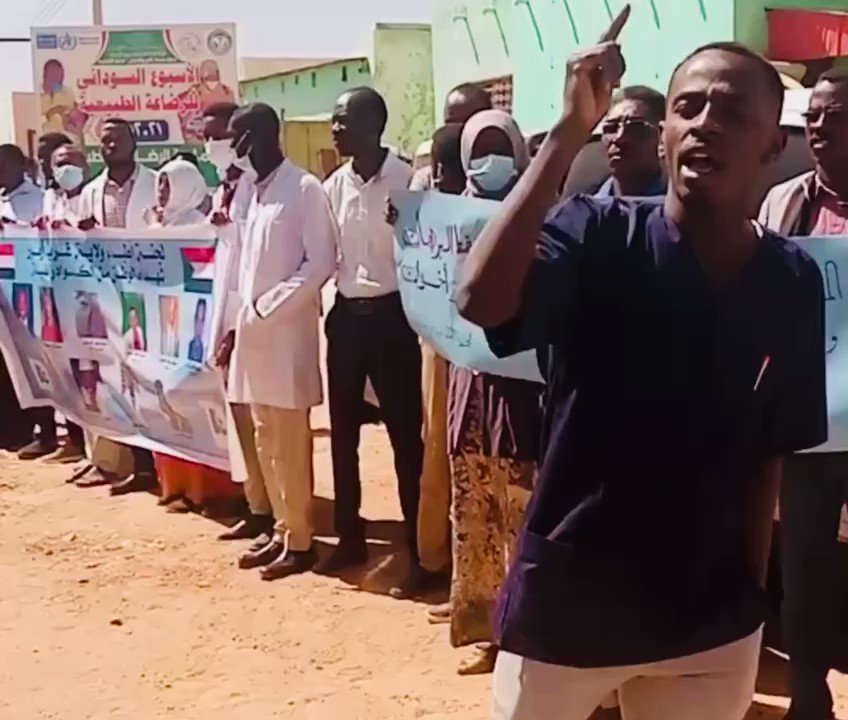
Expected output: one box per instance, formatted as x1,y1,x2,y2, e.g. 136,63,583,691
456,114,590,328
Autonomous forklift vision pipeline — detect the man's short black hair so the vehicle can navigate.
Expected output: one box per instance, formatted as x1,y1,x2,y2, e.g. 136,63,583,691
817,67,848,88
102,117,136,144
447,82,492,110
347,86,388,134
431,123,464,180
611,85,666,124
670,42,784,121
38,132,72,152
0,144,26,166
103,117,134,131
232,103,280,138
203,102,239,123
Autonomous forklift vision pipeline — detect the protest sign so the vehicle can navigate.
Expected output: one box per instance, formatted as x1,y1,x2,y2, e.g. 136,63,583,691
792,237,848,453
31,23,238,181
0,224,229,470
392,190,542,382
393,191,848,451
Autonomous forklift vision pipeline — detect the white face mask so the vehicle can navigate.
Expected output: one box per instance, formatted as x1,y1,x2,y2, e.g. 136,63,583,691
232,148,255,174
53,164,85,192
204,139,235,179
467,154,517,194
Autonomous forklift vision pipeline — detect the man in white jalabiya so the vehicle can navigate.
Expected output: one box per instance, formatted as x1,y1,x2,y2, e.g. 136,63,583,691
217,103,338,581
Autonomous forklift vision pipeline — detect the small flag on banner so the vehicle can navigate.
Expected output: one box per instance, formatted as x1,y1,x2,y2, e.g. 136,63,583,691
181,246,215,294
0,243,14,280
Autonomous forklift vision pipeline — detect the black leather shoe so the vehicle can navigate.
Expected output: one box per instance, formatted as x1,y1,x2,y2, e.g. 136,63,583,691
109,472,157,496
315,538,368,574
238,538,285,569
389,564,448,599
260,546,317,581
17,437,58,460
218,515,273,541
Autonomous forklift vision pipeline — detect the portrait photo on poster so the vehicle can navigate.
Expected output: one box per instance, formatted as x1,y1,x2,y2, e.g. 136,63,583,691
159,294,180,358
39,287,63,343
74,290,108,340
187,297,207,363
12,283,34,335
121,292,147,353
70,357,101,413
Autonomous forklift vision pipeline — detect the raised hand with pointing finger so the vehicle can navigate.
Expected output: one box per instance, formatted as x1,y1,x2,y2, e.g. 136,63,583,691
456,5,632,329
564,4,630,136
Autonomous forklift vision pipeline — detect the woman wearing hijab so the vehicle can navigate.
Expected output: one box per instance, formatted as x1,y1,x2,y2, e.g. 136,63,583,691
448,110,543,675
147,159,241,515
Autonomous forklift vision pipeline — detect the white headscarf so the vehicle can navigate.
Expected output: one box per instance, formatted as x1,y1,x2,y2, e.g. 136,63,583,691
460,109,530,199
154,159,208,226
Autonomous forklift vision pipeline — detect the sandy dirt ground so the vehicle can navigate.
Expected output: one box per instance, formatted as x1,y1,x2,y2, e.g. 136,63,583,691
2,416,848,720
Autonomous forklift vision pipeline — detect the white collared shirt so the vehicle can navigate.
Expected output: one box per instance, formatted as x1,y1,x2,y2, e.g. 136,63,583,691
0,179,45,224
323,151,412,299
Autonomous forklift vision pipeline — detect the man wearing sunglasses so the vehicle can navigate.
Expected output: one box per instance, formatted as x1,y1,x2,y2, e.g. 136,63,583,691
759,68,848,720
595,85,667,198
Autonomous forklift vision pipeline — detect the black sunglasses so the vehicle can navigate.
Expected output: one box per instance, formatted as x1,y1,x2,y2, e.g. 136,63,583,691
601,118,657,137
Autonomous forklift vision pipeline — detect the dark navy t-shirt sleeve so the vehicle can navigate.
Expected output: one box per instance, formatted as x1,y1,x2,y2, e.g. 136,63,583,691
766,254,828,454
485,195,599,358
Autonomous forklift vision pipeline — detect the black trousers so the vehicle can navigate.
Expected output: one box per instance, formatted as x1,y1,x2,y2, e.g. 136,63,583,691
131,447,156,475
29,407,84,447
781,452,848,720
326,292,423,558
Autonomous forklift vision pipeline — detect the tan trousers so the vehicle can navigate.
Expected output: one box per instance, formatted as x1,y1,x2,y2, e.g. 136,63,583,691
417,344,452,572
494,628,763,720
229,403,271,516
249,404,314,551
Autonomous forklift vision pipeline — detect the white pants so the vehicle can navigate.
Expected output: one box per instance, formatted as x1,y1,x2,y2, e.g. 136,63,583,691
493,628,762,720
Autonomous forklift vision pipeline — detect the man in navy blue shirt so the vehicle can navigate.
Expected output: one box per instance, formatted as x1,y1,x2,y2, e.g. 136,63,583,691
594,85,667,199
457,7,827,720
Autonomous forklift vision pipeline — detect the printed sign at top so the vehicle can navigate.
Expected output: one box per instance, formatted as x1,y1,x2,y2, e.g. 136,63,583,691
31,23,239,147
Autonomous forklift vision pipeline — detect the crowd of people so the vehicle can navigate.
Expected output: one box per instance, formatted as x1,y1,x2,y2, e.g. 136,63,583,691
1,9,848,717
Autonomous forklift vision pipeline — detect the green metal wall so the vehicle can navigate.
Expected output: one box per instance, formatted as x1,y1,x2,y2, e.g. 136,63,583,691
432,0,737,133
239,59,372,120
372,24,436,157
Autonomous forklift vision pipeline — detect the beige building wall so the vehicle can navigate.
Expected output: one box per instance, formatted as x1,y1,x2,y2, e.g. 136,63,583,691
12,92,37,157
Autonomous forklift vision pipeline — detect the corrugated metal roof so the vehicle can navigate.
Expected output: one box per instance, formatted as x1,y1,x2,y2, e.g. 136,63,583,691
240,56,368,83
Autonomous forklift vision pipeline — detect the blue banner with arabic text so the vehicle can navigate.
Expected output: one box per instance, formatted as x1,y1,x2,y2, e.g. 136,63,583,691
0,224,230,469
392,190,848,452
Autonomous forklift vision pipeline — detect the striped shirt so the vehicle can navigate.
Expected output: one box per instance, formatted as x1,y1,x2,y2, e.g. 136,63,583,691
102,165,140,228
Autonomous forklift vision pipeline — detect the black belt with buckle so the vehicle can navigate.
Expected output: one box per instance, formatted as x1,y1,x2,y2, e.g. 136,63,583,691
337,291,402,316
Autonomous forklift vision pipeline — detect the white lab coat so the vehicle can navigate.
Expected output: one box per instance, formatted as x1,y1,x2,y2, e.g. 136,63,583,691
207,172,254,363
227,160,338,410
78,164,157,231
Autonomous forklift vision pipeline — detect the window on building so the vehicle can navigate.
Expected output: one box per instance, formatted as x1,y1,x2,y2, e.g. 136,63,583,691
295,75,299,85
253,86,258,99
311,72,317,88
341,65,348,82
280,80,286,93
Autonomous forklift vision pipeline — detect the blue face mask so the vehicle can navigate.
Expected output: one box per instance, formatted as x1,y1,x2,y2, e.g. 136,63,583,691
50,82,63,93
467,154,516,194
53,164,84,192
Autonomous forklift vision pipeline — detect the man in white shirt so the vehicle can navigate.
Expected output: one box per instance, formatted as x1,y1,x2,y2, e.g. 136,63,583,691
321,87,437,599
200,102,271,543
78,118,157,232
0,144,52,459
32,141,91,466
76,119,159,496
218,103,337,581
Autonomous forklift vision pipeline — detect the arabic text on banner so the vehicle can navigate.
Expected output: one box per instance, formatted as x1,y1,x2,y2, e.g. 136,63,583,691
392,190,848,452
392,190,542,382
31,24,238,179
0,225,230,470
